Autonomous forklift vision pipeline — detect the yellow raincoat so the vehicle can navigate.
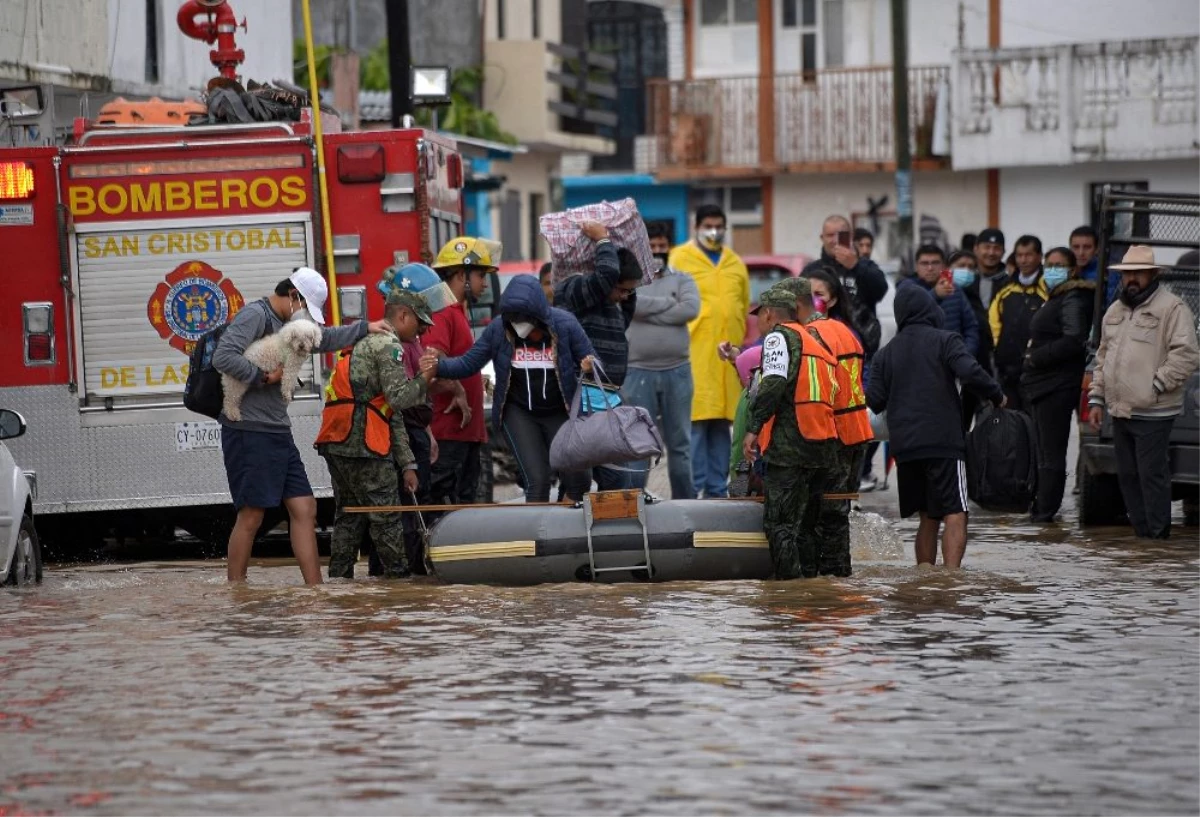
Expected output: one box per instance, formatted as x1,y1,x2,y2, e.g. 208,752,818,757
669,241,750,422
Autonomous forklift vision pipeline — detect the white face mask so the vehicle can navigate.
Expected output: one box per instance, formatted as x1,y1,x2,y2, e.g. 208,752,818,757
699,228,726,250
290,307,314,324
511,320,536,339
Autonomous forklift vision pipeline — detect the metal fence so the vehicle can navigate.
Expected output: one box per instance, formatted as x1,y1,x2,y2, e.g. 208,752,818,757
1097,190,1200,337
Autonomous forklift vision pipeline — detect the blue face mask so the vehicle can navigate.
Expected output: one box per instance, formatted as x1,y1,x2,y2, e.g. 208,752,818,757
952,268,976,288
1042,266,1070,290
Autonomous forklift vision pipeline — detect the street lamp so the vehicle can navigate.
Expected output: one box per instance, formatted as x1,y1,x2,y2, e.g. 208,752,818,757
411,66,451,106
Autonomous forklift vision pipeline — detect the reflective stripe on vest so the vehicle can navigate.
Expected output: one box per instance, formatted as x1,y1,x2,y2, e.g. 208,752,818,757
315,352,395,457
759,322,839,451
808,318,874,446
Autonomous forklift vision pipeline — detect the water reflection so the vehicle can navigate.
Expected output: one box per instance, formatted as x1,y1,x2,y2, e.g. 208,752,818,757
0,517,1196,816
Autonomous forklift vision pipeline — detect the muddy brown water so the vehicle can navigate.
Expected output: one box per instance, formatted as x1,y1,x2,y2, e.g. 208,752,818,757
1,500,1197,816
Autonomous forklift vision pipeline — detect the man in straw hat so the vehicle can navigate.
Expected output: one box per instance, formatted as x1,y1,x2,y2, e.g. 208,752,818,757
1088,245,1199,539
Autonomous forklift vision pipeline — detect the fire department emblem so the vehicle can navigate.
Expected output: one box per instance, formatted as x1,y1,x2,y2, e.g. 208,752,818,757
147,260,244,355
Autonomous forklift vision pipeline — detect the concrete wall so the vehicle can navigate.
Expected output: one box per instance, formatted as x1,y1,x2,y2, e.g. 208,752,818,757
488,151,560,260
823,0,1198,71
998,159,1200,255
485,0,561,42
773,168,989,257
483,39,550,143
0,0,109,83
108,0,293,97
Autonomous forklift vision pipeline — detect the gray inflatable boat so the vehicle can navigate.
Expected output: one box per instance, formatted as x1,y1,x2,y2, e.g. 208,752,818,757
428,492,771,585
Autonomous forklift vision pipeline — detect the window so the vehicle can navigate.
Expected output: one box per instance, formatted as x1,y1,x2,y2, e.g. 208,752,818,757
688,184,765,253
701,0,757,26
778,0,839,74
823,0,844,67
496,0,506,39
532,0,539,38
145,0,160,83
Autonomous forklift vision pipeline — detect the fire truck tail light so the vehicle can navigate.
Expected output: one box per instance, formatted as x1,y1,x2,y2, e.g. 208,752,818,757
338,286,366,322
22,302,54,365
0,161,34,199
337,144,386,184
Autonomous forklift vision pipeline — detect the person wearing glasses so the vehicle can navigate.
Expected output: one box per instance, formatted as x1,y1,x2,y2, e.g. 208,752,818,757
552,220,643,490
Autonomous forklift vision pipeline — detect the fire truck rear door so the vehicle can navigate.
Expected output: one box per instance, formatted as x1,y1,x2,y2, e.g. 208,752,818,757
72,215,315,406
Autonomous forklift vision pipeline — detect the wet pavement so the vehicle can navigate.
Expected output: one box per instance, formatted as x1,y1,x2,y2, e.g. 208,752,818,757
2,457,1198,815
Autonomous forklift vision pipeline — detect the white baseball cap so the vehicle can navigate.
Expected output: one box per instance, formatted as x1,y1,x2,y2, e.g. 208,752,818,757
288,266,327,325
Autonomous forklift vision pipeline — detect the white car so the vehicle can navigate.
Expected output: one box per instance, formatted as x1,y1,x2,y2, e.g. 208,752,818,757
0,409,40,585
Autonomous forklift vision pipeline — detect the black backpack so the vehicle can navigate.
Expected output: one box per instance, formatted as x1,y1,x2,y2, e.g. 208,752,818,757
966,405,1038,512
183,324,230,419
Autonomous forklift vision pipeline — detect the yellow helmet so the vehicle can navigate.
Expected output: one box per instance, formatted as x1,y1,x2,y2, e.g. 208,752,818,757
433,237,502,272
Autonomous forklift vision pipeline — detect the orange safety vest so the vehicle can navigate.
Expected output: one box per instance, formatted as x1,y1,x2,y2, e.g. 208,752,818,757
759,322,839,451
315,352,394,457
807,318,874,446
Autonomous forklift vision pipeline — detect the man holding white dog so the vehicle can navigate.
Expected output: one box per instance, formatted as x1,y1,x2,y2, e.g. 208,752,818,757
214,267,392,585
317,289,436,579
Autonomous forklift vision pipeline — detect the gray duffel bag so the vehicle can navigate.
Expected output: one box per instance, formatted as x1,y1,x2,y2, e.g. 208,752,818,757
549,368,663,473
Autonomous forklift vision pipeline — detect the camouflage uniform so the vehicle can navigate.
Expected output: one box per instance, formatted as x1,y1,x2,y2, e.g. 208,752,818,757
818,442,865,577
318,291,431,579
777,276,864,578
747,289,838,580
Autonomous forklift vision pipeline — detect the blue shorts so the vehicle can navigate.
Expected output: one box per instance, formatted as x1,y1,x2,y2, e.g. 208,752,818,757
221,426,313,509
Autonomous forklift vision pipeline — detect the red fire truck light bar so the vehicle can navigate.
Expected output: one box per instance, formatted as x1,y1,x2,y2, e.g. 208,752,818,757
68,155,305,179
0,161,35,199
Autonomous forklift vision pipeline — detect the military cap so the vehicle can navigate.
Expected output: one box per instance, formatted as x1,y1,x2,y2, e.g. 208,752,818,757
774,276,812,298
385,288,435,325
750,286,797,315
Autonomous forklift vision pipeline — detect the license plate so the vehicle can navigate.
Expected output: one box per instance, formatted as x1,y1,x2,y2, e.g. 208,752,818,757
176,421,222,452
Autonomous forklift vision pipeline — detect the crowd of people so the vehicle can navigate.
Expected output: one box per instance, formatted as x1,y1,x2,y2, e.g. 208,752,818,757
209,205,1198,585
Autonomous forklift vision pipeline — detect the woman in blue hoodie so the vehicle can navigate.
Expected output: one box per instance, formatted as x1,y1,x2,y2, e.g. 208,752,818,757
423,275,597,503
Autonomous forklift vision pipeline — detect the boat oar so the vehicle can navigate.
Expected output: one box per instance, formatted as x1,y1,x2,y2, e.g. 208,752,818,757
345,493,860,514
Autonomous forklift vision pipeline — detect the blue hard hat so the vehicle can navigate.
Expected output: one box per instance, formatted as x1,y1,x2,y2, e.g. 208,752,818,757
378,262,441,299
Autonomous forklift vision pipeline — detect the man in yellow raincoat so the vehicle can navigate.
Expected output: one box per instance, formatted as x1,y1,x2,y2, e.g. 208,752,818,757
668,204,750,497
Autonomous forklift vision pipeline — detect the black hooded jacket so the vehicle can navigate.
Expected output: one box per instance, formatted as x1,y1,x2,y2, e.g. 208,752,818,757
1020,278,1096,402
867,285,1003,463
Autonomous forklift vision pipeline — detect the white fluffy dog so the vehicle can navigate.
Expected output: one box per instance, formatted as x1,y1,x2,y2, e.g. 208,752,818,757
221,320,323,421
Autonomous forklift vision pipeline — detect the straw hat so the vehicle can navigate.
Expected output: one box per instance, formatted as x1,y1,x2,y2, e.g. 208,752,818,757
1110,245,1160,271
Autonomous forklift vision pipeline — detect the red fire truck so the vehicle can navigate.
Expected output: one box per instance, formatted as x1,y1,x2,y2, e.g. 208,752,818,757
0,6,466,546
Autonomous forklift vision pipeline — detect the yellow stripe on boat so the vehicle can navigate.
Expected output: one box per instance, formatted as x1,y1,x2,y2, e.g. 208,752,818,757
692,531,769,549
428,540,538,563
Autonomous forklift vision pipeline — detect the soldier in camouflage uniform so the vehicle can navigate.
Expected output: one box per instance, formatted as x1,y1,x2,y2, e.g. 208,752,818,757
743,288,839,579
316,290,434,579
775,276,871,577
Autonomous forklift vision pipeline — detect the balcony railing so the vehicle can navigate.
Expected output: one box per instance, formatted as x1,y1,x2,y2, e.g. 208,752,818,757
953,37,1198,169
644,66,949,176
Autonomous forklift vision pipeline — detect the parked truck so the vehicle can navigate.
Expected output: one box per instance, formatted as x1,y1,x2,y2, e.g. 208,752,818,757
1077,189,1199,527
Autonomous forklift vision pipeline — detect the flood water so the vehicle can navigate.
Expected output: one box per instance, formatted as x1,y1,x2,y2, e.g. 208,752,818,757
2,501,1198,815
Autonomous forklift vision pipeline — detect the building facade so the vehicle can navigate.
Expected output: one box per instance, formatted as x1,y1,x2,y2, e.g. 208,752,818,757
640,0,1198,263
1,0,293,132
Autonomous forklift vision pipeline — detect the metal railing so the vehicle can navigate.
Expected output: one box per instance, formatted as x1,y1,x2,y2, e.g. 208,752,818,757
546,41,619,131
955,37,1197,151
645,65,949,172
